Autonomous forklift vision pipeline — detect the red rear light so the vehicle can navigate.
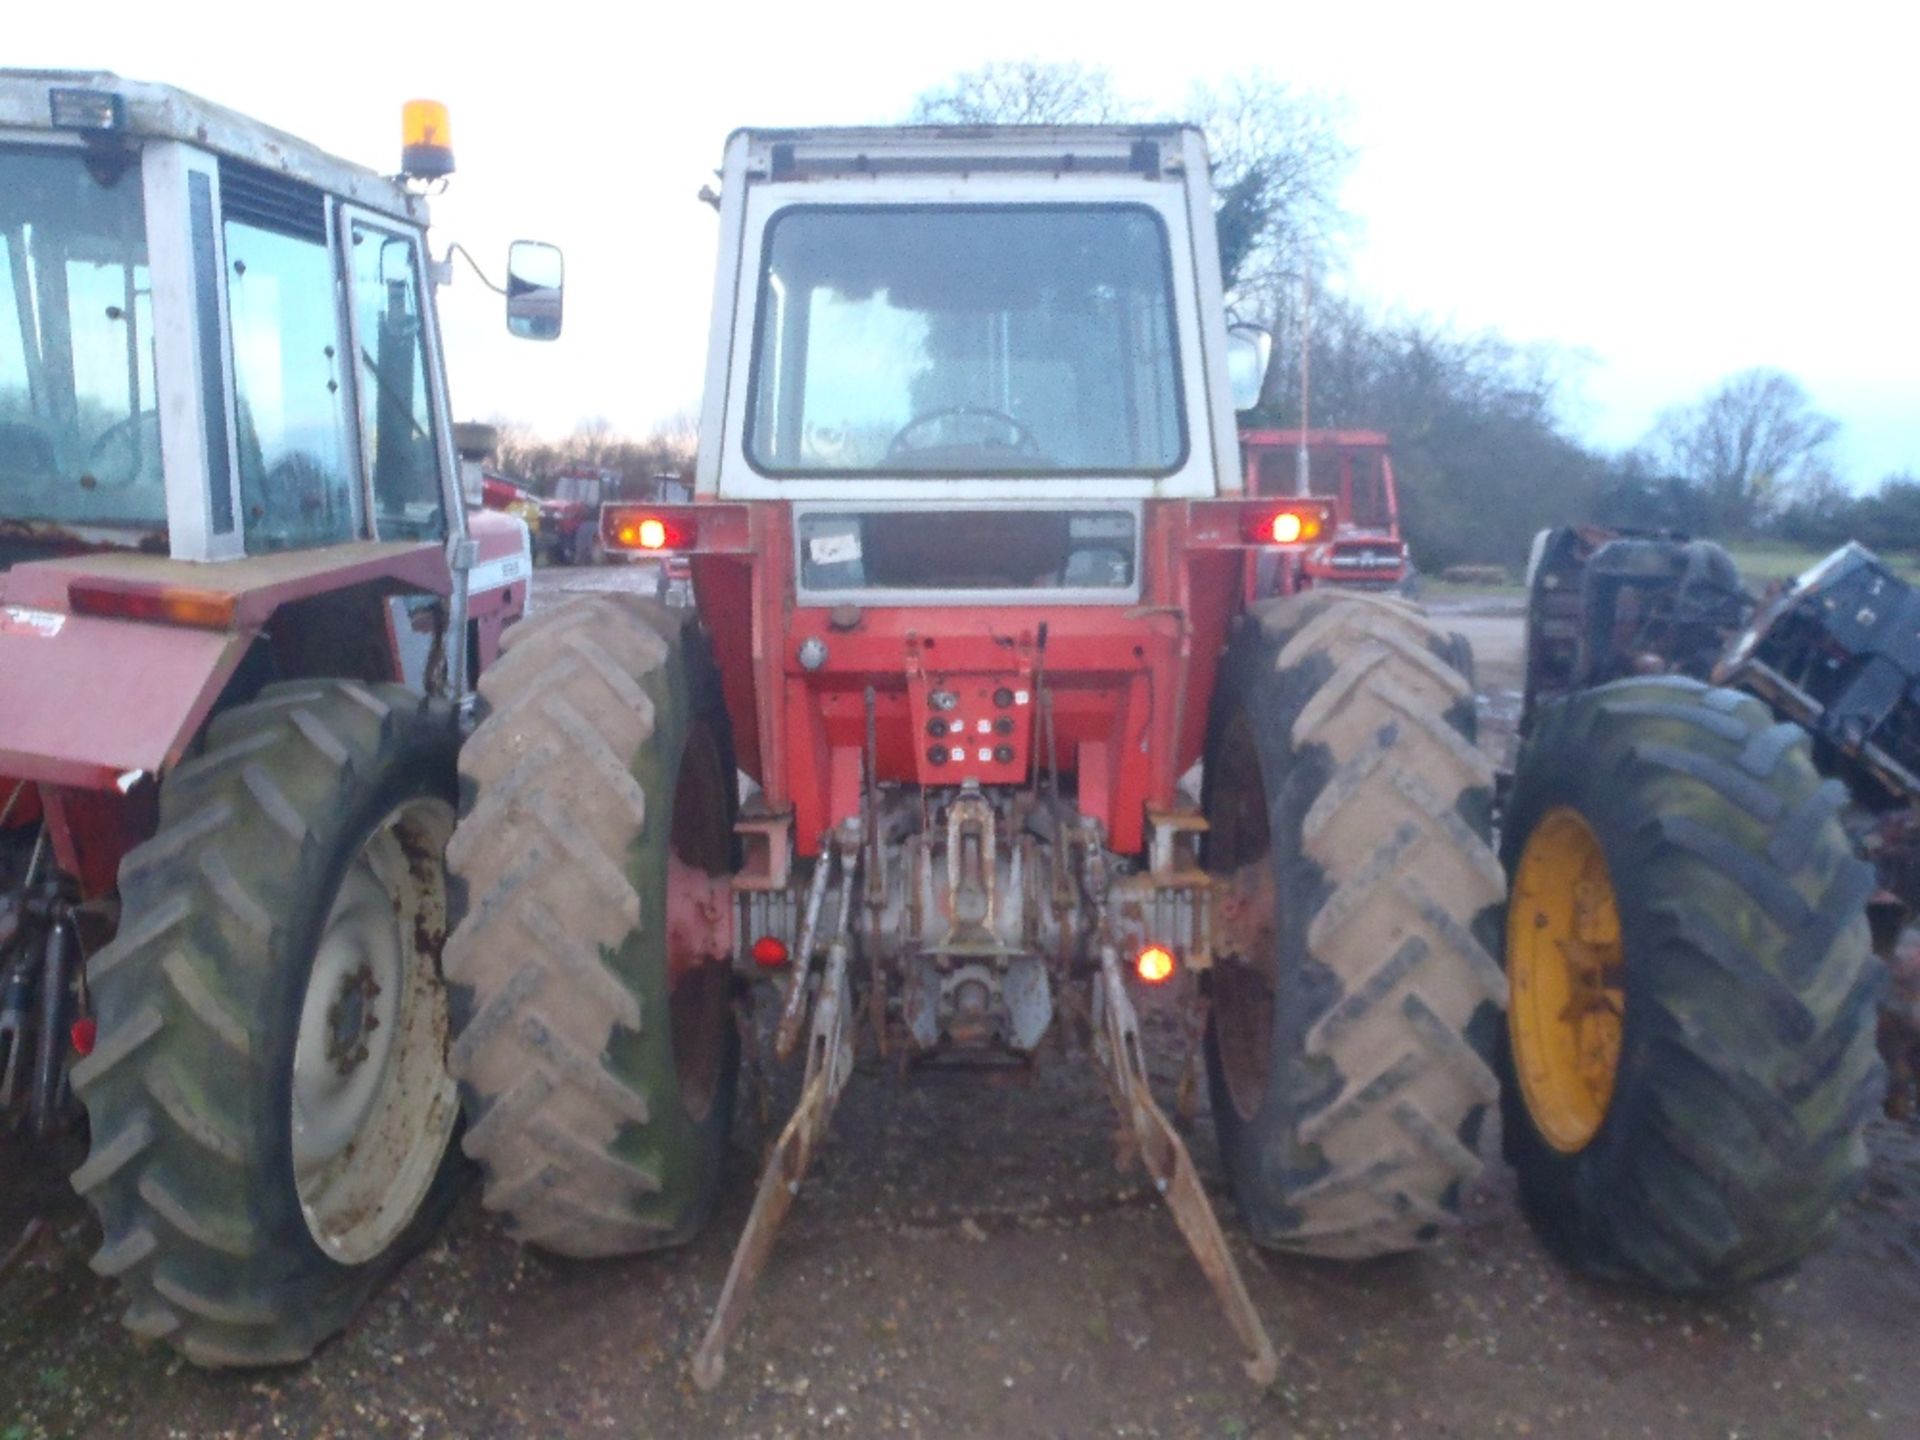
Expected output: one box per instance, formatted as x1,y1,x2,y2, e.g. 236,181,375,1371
1135,945,1177,985
68,580,237,630
1243,503,1331,547
603,505,697,553
751,935,789,968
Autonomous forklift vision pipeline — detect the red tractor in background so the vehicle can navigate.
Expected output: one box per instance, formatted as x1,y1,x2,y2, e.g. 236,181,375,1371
536,464,618,565
0,73,551,1366
1240,428,1413,594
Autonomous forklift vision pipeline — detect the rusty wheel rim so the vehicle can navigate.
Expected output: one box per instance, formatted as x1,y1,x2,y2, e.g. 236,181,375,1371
291,795,458,1264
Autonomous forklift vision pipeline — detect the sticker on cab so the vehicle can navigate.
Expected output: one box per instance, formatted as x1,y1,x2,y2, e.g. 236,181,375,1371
809,532,862,566
1,606,65,639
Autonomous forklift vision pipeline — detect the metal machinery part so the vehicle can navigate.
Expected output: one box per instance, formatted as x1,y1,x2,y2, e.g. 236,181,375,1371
1520,525,1749,734
695,783,1276,1389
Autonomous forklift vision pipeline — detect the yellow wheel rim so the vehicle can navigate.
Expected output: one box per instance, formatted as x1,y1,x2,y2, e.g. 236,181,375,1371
1507,806,1627,1153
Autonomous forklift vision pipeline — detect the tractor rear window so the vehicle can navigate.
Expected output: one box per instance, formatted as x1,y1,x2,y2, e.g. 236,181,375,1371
747,205,1185,478
795,508,1137,599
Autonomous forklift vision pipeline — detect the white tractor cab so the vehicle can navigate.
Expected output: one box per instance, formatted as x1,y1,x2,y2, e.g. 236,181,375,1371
0,73,558,697
0,72,559,1367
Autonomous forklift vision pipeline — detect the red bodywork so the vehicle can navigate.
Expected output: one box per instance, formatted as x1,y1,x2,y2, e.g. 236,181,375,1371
1240,429,1410,593
481,472,534,511
0,513,527,897
605,497,1328,859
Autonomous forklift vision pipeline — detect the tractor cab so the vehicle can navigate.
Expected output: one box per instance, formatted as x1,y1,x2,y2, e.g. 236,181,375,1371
0,72,549,791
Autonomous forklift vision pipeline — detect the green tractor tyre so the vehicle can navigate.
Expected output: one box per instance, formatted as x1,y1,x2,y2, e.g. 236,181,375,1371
1501,676,1885,1291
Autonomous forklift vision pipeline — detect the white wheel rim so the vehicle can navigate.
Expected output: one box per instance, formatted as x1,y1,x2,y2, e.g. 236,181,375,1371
291,795,458,1265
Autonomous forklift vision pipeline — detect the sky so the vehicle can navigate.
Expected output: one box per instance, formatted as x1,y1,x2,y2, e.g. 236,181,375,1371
10,0,1914,484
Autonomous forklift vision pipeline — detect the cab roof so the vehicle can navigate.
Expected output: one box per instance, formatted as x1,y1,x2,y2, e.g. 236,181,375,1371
725,123,1206,181
0,69,425,224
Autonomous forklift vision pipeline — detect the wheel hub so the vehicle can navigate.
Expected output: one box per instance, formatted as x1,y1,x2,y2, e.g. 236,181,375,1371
1507,806,1627,1153
324,962,382,1075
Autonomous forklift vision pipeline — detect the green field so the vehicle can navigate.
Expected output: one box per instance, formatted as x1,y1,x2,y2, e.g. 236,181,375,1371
1420,538,1920,597
1723,539,1920,585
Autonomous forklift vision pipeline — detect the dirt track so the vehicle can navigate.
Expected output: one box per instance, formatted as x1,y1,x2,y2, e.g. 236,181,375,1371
2,581,1915,1439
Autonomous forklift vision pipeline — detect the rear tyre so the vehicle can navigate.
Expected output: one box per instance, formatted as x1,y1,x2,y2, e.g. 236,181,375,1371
445,593,739,1256
1203,591,1507,1257
73,680,464,1366
1501,677,1883,1291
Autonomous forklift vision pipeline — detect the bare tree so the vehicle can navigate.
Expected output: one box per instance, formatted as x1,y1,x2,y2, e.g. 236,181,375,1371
652,406,701,463
909,61,1134,126
906,64,1347,309
483,415,694,496
1648,369,1840,535
1187,75,1350,304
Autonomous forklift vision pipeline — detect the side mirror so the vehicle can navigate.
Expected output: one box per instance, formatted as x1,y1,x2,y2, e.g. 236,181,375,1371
506,241,564,341
1225,324,1272,412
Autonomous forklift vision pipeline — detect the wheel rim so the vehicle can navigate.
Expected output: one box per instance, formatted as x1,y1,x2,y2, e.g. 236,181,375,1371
1507,805,1627,1154
665,720,734,1125
291,795,458,1264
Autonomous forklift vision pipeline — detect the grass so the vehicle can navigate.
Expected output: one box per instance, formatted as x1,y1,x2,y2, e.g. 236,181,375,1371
1723,538,1920,585
1412,538,1920,600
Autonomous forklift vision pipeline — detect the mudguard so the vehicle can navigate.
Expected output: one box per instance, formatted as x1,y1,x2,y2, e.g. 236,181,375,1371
0,604,249,790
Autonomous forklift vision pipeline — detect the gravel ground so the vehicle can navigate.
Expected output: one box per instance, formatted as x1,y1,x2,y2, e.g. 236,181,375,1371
2,576,1914,1439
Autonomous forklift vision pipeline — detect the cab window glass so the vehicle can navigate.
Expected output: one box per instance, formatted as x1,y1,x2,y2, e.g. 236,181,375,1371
225,219,360,549
348,222,443,541
1,147,163,531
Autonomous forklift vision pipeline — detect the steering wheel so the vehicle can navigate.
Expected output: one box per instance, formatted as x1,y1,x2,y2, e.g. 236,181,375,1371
886,405,1040,458
83,411,162,488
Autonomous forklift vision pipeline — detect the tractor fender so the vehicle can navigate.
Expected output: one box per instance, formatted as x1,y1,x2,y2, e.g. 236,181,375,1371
0,604,251,791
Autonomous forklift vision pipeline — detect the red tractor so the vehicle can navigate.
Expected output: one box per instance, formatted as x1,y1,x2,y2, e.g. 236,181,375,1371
0,74,552,1364
536,464,617,565
443,126,1507,1386
1240,428,1413,593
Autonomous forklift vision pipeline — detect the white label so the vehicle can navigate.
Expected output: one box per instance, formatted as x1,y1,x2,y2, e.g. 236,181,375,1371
976,719,991,734
809,532,862,565
1014,689,1030,705
467,553,527,593
950,747,966,762
978,748,992,763
1,606,65,639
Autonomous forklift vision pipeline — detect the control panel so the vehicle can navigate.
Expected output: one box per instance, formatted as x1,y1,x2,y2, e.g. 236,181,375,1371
909,675,1034,786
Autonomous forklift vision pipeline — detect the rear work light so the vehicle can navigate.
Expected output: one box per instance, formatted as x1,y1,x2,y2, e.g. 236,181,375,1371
603,506,696,553
68,581,237,630
49,87,125,133
1244,502,1333,547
